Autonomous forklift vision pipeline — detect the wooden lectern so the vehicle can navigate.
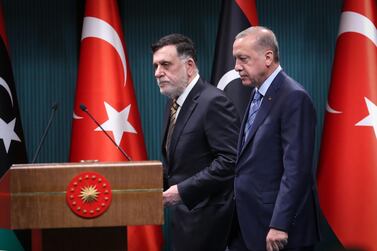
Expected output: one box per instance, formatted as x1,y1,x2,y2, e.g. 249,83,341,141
0,161,163,250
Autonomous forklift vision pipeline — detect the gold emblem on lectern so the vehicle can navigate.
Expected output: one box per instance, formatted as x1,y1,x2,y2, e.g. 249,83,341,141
80,185,100,203
66,172,112,218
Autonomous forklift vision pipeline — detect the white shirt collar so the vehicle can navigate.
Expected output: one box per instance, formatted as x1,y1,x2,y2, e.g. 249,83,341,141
257,65,282,96
176,73,200,107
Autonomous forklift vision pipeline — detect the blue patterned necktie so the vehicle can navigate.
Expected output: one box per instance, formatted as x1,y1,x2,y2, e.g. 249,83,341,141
243,91,263,142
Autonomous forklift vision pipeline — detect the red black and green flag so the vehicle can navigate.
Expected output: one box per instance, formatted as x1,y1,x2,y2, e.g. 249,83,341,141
0,2,29,251
211,0,259,117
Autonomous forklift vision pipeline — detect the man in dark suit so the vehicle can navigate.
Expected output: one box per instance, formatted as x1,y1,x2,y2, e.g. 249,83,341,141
228,27,321,251
151,33,240,251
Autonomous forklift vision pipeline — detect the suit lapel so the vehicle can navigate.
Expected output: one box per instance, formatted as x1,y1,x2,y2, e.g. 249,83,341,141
162,99,173,158
239,71,284,157
168,79,205,161
237,89,254,153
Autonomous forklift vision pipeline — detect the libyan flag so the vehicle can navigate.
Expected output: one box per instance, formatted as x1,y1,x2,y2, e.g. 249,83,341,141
0,2,28,251
211,0,259,117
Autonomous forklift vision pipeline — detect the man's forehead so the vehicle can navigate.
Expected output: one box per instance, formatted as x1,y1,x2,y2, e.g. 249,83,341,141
153,45,178,61
155,45,178,55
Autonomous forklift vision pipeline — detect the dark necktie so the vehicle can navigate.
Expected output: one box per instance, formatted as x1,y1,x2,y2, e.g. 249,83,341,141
165,99,179,156
243,91,263,143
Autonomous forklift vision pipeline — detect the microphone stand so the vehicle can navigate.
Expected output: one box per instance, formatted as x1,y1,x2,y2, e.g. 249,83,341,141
80,104,132,161
31,103,58,163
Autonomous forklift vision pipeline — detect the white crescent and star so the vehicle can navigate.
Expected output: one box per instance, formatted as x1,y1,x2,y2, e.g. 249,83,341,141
0,77,21,153
72,15,136,147
326,11,377,115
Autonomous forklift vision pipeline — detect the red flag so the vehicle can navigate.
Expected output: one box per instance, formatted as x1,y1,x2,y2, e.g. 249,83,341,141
211,0,259,117
70,0,162,250
317,0,377,250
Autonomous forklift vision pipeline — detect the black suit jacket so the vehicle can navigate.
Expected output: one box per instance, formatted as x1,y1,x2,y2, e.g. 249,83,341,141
162,78,240,251
235,71,321,251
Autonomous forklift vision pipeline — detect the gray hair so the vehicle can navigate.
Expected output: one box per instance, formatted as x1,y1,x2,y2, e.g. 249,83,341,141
236,26,280,62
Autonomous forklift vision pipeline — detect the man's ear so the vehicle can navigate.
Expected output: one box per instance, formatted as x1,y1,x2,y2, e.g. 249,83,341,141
186,58,196,77
265,50,274,67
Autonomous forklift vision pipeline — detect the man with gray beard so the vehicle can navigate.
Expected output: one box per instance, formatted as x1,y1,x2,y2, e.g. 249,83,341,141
152,33,240,251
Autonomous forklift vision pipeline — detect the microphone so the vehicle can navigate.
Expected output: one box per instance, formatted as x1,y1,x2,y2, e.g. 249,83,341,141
31,102,59,163
79,103,132,161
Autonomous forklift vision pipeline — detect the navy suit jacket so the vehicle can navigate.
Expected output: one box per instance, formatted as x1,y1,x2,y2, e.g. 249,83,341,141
235,71,321,251
162,78,240,251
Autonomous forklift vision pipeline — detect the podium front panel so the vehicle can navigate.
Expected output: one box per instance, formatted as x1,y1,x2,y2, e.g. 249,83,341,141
9,161,163,229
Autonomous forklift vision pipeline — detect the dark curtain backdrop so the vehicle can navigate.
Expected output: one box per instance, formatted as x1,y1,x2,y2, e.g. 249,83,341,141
2,0,343,250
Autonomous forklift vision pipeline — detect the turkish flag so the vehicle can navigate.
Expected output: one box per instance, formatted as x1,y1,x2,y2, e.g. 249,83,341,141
211,0,259,117
317,0,377,250
70,0,162,250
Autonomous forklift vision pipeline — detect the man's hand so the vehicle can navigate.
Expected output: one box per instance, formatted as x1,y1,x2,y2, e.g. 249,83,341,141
266,228,288,251
163,185,181,207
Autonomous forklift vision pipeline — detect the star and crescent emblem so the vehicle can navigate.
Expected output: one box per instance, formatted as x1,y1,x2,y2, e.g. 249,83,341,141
0,77,22,153
326,11,377,139
72,16,137,144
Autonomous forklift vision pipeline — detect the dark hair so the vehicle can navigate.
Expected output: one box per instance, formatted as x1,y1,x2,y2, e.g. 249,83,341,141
151,33,197,63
